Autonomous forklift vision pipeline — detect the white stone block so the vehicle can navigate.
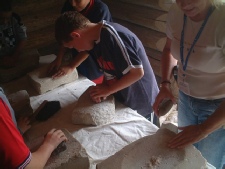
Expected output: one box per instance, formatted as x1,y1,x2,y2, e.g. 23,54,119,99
27,65,78,94
72,87,115,126
7,90,33,118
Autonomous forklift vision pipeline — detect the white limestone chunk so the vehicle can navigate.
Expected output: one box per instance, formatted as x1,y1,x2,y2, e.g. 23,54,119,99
72,87,115,126
27,65,78,94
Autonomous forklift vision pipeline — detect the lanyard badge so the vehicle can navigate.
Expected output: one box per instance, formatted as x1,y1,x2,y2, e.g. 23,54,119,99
180,6,214,74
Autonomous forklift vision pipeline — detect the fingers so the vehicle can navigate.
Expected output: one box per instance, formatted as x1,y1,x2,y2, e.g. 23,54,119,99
168,132,186,148
52,69,65,79
46,129,68,143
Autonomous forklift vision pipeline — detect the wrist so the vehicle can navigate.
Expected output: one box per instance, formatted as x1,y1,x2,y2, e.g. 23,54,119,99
159,80,171,88
198,124,209,137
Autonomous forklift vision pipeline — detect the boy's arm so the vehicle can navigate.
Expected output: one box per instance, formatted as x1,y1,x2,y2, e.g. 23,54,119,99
48,45,66,74
52,51,89,78
89,67,143,103
25,129,67,169
108,67,143,94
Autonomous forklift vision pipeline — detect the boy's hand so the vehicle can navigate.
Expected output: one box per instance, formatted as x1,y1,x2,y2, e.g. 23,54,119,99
17,117,31,134
43,129,68,151
89,84,109,103
48,59,61,75
52,65,73,79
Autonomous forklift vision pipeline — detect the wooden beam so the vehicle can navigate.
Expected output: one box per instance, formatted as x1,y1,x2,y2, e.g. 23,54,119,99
26,26,56,50
117,0,173,12
13,0,64,16
148,57,161,77
114,19,166,52
103,0,167,33
22,8,60,33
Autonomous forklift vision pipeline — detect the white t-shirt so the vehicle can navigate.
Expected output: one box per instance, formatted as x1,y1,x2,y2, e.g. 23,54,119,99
167,4,225,99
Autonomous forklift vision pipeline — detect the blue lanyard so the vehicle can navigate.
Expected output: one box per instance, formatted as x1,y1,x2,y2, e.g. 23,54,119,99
180,6,214,72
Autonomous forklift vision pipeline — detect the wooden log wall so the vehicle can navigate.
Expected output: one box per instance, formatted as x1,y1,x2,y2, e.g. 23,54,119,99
102,0,173,77
12,0,65,53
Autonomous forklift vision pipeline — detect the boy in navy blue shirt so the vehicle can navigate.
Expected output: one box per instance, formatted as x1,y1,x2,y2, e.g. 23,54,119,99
55,11,159,122
48,0,112,84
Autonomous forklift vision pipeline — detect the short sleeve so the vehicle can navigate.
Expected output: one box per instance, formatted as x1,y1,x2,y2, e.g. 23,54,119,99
0,99,31,169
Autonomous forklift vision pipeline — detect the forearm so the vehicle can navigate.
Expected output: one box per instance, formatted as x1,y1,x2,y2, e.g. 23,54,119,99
108,68,144,94
200,100,225,135
26,144,54,169
56,45,67,63
161,51,177,82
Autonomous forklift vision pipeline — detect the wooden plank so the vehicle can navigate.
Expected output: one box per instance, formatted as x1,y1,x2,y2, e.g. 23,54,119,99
22,8,60,33
114,19,166,52
25,25,56,50
116,0,173,12
13,0,64,16
145,47,162,61
104,0,167,33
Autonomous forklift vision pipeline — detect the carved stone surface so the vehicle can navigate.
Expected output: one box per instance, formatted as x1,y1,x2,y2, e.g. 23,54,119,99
27,65,78,94
25,129,90,169
97,127,207,169
7,90,33,119
72,87,116,126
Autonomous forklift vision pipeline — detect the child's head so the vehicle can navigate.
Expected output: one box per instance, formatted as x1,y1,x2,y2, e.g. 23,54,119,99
0,0,12,25
55,11,90,44
68,0,90,12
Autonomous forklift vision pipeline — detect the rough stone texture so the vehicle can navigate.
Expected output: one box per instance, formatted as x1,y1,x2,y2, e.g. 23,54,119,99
159,104,178,127
72,87,116,126
25,129,90,169
7,90,33,119
97,126,207,169
27,65,78,94
0,49,39,83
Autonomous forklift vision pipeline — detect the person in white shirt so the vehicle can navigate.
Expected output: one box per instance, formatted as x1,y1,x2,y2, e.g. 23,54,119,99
153,0,225,168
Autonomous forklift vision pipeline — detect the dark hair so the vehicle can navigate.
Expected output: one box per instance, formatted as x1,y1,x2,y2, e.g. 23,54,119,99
0,0,12,12
55,11,90,43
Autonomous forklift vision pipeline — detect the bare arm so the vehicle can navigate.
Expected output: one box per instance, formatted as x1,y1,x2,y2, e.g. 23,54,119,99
48,45,66,74
25,129,67,169
89,67,144,103
153,38,177,116
52,51,89,78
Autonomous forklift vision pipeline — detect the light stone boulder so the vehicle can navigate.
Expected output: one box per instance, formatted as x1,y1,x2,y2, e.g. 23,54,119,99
72,87,115,126
7,90,33,119
97,127,208,169
25,129,90,169
27,65,78,94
